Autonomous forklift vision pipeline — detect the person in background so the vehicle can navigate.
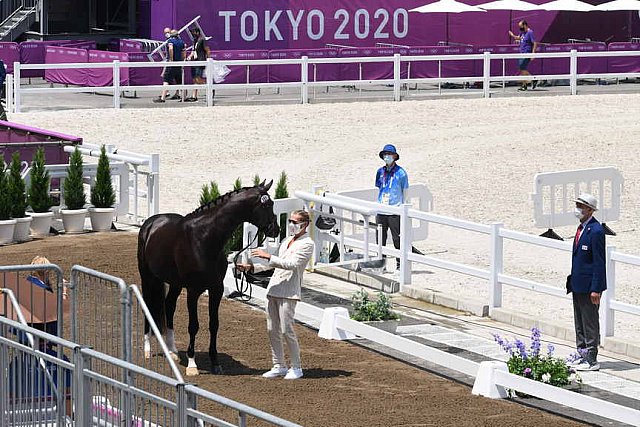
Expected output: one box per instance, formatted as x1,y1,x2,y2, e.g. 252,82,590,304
375,144,423,273
567,194,606,371
185,27,210,102
509,20,538,91
153,29,186,103
236,210,314,380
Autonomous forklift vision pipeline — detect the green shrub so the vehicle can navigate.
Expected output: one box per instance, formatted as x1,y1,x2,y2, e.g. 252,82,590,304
224,177,244,254
0,162,11,220
350,289,400,321
199,181,220,206
63,147,86,210
90,145,116,208
253,174,261,186
27,147,53,213
275,171,288,241
8,152,27,218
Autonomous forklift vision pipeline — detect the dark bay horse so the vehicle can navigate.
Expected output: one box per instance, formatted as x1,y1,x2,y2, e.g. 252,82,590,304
137,181,279,375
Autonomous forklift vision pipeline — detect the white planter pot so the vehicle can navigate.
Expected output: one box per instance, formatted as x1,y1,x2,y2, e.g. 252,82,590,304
13,216,33,242
0,219,17,245
29,211,54,237
61,208,88,234
89,207,115,232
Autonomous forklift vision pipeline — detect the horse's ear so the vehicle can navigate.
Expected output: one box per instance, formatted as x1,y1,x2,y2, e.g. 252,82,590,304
264,180,273,191
259,179,266,187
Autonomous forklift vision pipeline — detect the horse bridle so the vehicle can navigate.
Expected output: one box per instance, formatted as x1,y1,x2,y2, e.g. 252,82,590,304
230,228,268,301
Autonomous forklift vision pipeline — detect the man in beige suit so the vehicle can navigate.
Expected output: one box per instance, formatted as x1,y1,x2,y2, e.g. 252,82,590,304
237,210,315,380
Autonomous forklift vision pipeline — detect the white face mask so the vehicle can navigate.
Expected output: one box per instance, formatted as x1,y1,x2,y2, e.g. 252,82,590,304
383,155,395,166
574,207,585,220
288,222,304,236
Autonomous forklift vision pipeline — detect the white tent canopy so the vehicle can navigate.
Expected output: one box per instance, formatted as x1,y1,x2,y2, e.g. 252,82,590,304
410,0,487,13
596,0,640,10
538,0,599,11
477,0,541,10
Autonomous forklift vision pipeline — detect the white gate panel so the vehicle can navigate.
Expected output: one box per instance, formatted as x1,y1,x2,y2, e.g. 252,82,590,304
531,167,623,229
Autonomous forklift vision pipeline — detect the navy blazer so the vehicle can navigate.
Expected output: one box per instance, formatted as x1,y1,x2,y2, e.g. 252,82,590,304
570,217,606,294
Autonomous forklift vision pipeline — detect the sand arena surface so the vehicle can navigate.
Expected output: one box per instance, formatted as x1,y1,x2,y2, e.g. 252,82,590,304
14,94,640,341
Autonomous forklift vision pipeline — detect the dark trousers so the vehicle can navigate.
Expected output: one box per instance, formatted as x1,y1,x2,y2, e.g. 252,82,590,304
572,292,600,364
376,214,423,269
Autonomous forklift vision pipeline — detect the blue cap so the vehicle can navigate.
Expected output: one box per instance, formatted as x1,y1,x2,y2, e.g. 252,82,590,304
379,144,399,160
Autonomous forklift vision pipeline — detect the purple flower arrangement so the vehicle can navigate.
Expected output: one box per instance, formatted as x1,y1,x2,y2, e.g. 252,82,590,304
493,327,582,390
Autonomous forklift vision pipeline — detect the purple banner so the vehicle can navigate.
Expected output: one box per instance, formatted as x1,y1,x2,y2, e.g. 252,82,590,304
608,42,640,74
44,47,89,86
20,41,72,78
542,43,607,75
88,50,130,87
0,43,19,73
211,50,269,83
127,52,164,86
120,39,144,52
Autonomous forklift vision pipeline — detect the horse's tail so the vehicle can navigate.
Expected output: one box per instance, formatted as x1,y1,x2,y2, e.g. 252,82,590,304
138,220,166,334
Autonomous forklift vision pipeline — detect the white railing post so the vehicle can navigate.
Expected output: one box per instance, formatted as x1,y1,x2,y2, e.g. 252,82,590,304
483,51,491,99
570,49,578,95
301,56,309,104
148,153,160,218
13,62,20,113
489,222,504,311
393,53,401,102
5,74,13,114
206,58,214,107
113,60,121,109
602,245,616,338
399,203,412,287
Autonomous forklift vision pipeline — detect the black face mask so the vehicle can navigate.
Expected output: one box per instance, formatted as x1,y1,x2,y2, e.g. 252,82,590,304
519,26,526,32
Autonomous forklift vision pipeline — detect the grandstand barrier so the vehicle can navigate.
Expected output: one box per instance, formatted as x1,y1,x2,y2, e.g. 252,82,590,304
8,48,640,111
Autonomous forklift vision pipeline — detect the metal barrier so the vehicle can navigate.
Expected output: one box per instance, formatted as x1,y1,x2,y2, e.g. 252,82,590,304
531,167,624,233
0,313,302,427
9,49,640,111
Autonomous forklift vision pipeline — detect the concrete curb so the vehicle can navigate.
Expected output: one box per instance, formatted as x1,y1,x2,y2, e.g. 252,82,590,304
401,285,489,317
314,266,399,293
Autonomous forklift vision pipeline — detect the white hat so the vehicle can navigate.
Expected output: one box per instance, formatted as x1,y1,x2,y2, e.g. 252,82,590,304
574,193,598,211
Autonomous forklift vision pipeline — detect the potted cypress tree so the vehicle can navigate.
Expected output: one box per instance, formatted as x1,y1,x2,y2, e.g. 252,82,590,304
8,151,32,242
61,146,87,233
89,145,116,232
27,147,54,237
0,162,17,244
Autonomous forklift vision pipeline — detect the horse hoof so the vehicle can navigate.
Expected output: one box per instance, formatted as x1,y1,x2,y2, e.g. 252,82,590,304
186,367,199,376
211,365,224,375
169,352,179,361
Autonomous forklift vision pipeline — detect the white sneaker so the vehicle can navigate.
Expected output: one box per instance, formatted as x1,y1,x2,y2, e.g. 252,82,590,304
567,358,584,367
284,368,303,380
575,362,600,371
262,366,288,378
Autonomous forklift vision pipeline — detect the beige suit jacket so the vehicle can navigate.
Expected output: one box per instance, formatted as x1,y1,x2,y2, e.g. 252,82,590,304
253,232,315,300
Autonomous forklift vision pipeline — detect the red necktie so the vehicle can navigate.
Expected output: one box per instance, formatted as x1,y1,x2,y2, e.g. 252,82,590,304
574,224,583,248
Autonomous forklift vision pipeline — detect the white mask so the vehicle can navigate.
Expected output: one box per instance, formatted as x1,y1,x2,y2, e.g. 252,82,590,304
383,155,395,166
288,222,304,236
574,208,585,220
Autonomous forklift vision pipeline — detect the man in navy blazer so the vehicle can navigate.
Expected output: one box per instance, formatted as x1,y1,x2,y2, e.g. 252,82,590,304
569,193,606,371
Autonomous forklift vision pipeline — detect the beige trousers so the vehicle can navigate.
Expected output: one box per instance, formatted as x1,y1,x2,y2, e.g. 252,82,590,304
266,296,300,369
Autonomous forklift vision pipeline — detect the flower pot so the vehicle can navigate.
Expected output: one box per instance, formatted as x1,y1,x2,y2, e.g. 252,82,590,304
13,216,33,242
0,219,17,245
363,319,400,334
61,208,88,234
29,211,54,237
89,207,115,232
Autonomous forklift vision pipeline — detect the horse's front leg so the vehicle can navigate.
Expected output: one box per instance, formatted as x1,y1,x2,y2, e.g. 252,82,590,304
186,289,202,376
208,284,224,375
164,284,182,360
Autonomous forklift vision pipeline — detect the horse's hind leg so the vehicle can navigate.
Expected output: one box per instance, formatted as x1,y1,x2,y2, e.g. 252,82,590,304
208,283,224,375
186,288,203,376
164,284,181,359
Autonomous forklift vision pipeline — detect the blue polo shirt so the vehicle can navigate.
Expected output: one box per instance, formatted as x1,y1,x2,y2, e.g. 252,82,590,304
375,164,409,207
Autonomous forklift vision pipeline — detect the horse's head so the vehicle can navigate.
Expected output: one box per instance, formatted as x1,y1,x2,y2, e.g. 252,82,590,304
246,180,279,238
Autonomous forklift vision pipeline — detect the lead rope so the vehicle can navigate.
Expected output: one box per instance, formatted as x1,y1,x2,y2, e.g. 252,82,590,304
231,232,264,302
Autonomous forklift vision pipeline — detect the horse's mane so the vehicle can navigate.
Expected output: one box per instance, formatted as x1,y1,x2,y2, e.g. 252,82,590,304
185,186,257,219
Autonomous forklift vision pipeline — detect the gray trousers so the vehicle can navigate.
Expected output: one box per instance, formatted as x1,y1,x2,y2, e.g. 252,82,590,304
266,296,301,369
572,292,600,363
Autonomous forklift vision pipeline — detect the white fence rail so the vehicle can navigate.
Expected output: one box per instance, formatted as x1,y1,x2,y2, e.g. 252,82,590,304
276,188,639,341
9,49,640,111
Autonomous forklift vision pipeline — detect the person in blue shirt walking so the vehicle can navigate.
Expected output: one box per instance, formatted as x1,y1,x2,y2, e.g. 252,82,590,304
509,20,538,92
375,144,422,271
154,29,186,103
